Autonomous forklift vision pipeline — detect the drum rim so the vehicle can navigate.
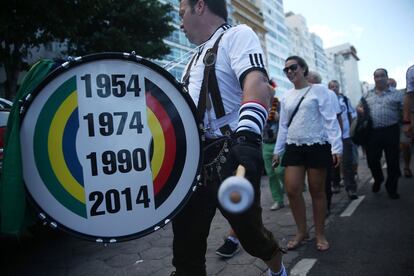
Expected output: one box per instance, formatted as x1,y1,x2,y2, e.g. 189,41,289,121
21,52,203,243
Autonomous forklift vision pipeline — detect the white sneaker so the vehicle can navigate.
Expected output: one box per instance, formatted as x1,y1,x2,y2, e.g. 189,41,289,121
270,202,284,211
267,264,287,276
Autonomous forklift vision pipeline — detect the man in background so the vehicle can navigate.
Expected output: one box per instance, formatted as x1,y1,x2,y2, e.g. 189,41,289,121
357,69,403,199
403,65,414,138
388,78,412,177
329,80,358,199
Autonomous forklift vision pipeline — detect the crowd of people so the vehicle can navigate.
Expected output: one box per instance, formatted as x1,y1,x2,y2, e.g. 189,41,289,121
172,0,414,275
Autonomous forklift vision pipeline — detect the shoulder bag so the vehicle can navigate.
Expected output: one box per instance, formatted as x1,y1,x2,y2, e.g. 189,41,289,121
350,96,372,146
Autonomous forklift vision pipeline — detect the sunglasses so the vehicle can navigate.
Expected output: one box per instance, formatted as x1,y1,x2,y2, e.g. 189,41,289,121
283,64,299,74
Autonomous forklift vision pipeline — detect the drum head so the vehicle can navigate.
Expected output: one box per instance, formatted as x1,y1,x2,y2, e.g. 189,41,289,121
20,53,202,242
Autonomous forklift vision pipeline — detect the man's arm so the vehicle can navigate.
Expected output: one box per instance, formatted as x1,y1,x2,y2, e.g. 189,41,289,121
241,70,272,110
403,93,414,137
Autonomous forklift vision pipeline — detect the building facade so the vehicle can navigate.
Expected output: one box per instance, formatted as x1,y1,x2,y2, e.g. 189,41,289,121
311,33,328,84
325,43,362,105
285,12,316,71
1,1,362,105
231,0,267,55
259,0,290,96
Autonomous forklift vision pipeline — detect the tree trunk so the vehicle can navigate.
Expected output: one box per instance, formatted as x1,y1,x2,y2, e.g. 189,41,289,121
4,63,20,101
3,45,23,101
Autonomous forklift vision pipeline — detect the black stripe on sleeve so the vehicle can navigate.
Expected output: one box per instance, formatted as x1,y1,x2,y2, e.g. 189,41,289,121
254,54,260,67
239,67,269,90
258,54,264,68
239,106,266,125
249,54,254,67
239,114,262,130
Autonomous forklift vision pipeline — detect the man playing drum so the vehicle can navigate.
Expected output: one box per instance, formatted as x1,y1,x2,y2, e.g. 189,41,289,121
171,1,286,275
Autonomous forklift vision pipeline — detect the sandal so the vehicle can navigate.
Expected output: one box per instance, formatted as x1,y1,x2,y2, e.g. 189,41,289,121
316,240,330,252
286,234,310,250
404,168,413,178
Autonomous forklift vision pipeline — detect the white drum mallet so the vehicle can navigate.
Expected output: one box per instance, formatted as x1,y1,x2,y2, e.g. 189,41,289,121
218,165,254,213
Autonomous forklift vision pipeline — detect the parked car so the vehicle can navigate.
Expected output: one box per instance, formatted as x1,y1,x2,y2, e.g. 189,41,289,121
0,97,13,169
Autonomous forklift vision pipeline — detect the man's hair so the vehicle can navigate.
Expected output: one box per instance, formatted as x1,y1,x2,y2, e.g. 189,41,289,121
328,80,340,87
388,78,397,88
188,0,228,21
374,68,388,77
308,71,322,84
286,55,309,76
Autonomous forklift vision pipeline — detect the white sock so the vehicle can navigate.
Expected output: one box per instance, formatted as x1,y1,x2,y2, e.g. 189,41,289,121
227,235,239,244
267,264,287,276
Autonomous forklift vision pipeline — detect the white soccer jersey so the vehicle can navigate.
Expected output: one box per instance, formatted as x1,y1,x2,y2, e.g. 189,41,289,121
182,23,267,138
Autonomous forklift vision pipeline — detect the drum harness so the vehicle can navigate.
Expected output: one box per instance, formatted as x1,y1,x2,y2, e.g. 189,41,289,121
182,33,234,185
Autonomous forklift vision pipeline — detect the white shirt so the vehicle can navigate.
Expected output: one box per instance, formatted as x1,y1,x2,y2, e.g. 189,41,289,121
406,65,414,93
338,95,356,139
274,84,343,155
182,24,267,138
329,90,341,115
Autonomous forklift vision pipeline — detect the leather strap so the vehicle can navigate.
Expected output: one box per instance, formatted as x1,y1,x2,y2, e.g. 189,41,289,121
182,53,198,89
197,33,232,136
287,85,312,128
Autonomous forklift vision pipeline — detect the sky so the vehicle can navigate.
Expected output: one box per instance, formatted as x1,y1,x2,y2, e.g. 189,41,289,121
283,0,414,89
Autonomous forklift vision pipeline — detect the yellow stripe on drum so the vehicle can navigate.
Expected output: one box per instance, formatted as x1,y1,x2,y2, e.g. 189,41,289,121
147,107,165,180
48,91,85,204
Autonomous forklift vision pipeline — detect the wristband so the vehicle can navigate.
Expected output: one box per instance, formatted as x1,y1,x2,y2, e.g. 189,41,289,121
236,101,267,135
234,130,262,146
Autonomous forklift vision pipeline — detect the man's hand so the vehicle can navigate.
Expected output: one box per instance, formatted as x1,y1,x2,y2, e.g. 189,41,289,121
332,154,342,168
221,131,262,182
272,154,280,168
356,105,364,114
402,123,414,138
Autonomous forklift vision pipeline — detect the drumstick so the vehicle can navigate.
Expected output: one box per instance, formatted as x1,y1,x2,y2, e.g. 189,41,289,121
229,165,246,203
218,165,254,213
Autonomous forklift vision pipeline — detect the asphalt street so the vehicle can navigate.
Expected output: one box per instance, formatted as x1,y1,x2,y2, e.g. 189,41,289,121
295,159,414,276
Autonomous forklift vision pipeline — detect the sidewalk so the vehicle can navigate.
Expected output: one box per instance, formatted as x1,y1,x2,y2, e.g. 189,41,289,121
2,152,374,276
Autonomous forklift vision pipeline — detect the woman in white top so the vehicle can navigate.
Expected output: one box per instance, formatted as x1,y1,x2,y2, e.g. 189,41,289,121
272,56,342,252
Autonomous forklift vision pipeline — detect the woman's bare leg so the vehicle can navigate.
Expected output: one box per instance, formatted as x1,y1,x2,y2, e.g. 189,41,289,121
307,167,329,250
285,165,308,246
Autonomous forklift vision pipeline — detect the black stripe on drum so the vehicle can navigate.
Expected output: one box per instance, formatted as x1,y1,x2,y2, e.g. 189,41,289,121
145,78,187,209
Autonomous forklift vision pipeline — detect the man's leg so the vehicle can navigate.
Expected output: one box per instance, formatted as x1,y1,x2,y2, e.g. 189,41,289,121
172,184,216,276
263,143,282,204
365,133,385,191
342,138,357,198
383,125,401,197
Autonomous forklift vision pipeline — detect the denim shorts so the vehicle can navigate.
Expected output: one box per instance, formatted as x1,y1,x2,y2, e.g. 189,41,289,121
281,143,332,168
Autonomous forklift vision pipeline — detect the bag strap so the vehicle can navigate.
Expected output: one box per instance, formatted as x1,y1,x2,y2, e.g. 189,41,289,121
287,85,312,128
360,96,371,119
342,95,354,124
182,53,198,89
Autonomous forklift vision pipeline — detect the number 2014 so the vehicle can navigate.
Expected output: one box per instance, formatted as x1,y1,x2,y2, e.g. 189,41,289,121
89,186,150,216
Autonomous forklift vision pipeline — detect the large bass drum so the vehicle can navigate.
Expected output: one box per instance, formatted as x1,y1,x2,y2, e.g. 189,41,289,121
20,52,202,242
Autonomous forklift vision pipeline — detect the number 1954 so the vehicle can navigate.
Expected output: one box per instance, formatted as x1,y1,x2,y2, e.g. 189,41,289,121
81,74,140,98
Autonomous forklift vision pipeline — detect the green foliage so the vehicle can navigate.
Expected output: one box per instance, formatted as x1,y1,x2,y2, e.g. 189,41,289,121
0,0,174,99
